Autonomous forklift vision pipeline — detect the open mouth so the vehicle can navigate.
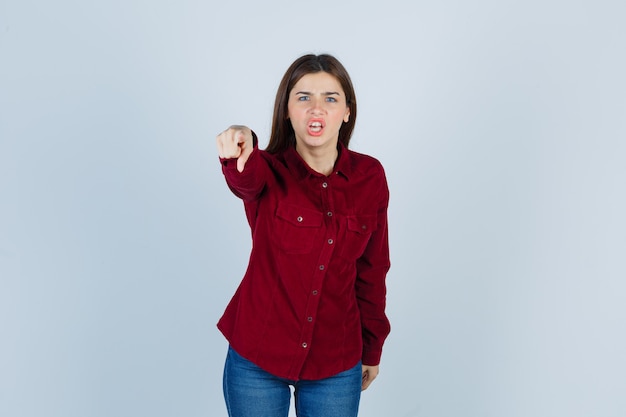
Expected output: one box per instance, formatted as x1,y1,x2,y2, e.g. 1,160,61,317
307,119,325,136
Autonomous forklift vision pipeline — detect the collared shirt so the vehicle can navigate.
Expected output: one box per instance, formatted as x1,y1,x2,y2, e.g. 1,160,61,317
217,141,391,381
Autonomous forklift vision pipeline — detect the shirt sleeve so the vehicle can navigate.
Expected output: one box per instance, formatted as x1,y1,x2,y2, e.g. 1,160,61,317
355,163,391,366
220,131,267,202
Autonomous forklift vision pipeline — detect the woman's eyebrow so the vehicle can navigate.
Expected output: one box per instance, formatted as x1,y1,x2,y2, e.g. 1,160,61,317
294,91,341,95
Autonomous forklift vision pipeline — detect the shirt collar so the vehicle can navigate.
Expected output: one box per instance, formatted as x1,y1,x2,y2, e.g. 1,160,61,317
284,142,352,181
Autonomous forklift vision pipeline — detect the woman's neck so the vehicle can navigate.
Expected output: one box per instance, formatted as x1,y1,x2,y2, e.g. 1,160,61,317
295,143,338,176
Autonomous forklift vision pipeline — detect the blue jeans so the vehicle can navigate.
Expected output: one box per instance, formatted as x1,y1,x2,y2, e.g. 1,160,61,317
223,346,362,417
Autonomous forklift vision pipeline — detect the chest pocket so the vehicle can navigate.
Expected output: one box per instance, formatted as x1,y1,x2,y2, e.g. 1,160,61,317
274,203,323,254
338,215,378,260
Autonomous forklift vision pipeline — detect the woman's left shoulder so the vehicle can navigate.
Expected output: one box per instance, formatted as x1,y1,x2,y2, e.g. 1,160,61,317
346,148,386,173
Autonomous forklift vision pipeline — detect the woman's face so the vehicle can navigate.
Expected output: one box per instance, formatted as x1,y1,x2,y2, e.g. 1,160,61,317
287,72,350,153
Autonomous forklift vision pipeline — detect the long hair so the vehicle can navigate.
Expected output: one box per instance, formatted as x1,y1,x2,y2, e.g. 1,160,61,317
265,54,357,154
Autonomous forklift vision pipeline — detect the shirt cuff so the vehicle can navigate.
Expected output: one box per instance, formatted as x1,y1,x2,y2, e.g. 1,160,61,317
362,347,383,366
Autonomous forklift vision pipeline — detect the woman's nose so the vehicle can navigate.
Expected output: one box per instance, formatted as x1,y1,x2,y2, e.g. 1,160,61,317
309,97,325,114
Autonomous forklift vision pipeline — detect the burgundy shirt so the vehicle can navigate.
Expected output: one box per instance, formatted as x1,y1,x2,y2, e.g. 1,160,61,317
217,140,391,381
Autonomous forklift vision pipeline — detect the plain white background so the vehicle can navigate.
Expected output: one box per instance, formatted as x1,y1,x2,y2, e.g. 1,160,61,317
1,1,625,416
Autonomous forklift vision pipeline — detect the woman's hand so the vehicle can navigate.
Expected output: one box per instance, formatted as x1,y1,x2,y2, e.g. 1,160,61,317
361,364,379,391
216,125,254,172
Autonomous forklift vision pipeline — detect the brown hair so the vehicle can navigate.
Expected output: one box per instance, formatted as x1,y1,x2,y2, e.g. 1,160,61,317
265,54,357,154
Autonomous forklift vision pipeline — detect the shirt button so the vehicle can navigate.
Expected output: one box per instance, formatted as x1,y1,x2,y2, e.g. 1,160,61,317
319,265,325,270
312,290,318,295
322,182,328,188
327,211,332,217
302,342,308,348
307,317,313,322
297,216,303,222
327,238,334,244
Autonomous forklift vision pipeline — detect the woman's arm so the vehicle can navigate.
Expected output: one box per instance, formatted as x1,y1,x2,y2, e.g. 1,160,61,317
356,163,391,375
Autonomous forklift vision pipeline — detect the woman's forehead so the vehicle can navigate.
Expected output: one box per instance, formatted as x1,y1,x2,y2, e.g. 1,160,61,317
291,72,344,93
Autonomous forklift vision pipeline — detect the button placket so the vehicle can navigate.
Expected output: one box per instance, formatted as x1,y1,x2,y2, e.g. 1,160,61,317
294,173,338,368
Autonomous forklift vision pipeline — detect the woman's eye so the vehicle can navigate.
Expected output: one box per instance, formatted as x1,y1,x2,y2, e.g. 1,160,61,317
298,96,310,101
326,97,337,102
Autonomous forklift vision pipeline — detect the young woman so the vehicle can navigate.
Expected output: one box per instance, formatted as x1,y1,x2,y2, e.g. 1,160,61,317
215,54,391,417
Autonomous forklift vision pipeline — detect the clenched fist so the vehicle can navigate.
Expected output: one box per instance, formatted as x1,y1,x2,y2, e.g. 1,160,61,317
216,125,254,173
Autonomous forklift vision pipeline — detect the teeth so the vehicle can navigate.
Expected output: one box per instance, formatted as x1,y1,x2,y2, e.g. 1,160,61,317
310,122,322,127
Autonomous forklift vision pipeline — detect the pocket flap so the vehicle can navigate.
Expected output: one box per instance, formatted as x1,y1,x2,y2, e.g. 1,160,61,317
276,203,323,227
347,215,378,234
